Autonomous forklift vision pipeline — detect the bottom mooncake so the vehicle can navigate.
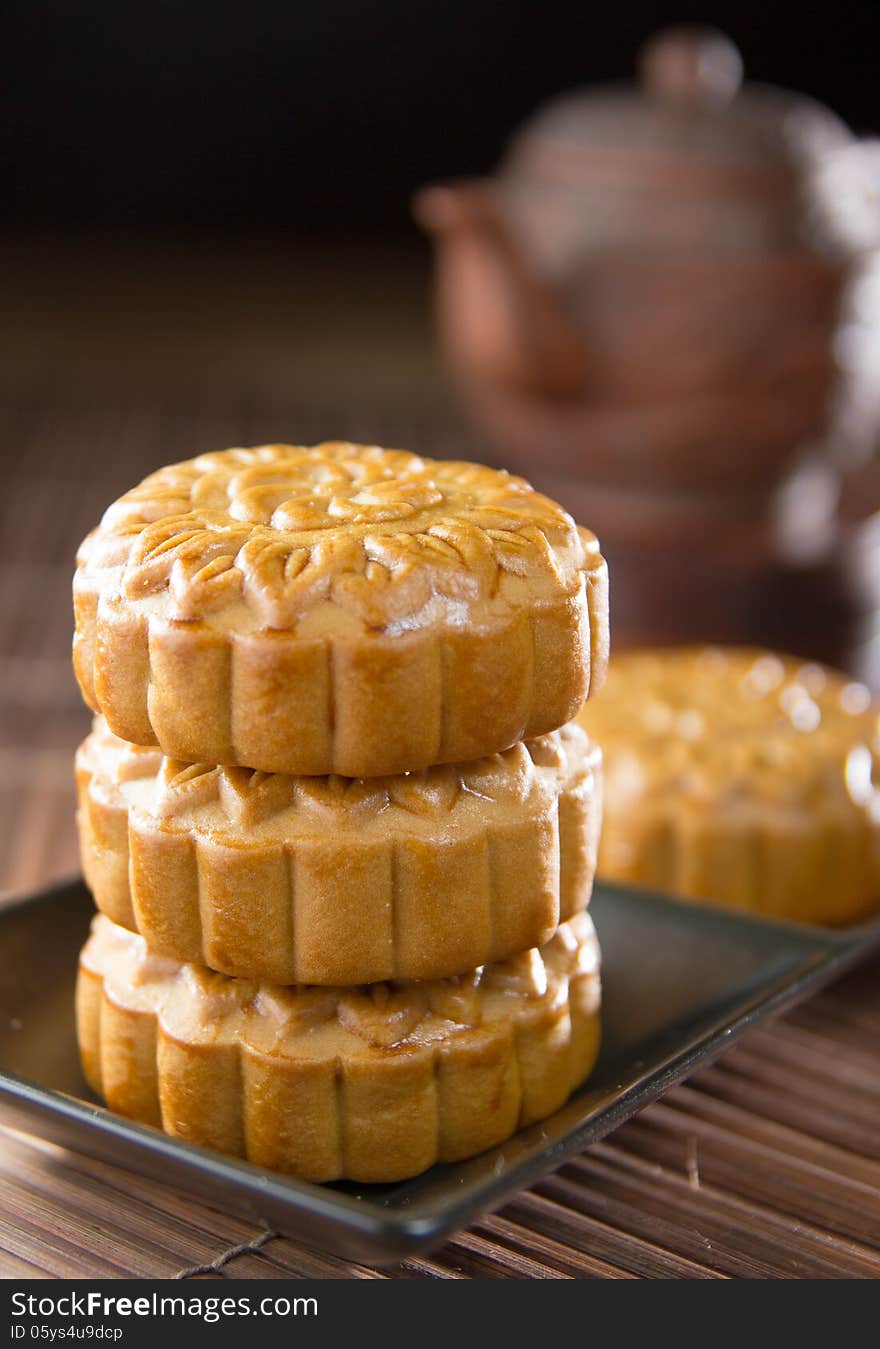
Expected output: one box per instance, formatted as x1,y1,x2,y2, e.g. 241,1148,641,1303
77,912,601,1183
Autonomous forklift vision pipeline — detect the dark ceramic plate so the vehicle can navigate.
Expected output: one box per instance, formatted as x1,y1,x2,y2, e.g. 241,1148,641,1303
0,878,878,1264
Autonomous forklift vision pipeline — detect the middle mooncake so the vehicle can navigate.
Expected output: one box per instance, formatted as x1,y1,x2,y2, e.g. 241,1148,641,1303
76,718,601,985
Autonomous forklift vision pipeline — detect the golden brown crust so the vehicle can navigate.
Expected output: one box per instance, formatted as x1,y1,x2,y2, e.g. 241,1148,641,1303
76,718,601,984
72,444,609,775
579,646,880,925
77,913,602,1183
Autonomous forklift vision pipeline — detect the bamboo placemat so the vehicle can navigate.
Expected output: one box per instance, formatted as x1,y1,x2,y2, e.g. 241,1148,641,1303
1,386,878,1280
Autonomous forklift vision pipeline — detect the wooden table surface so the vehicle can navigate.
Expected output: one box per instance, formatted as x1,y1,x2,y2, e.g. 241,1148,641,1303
0,241,878,1279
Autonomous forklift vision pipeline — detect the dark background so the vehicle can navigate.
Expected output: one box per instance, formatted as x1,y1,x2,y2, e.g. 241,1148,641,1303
2,0,879,238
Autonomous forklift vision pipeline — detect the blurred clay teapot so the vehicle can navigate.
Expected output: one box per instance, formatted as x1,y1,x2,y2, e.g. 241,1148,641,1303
415,27,880,494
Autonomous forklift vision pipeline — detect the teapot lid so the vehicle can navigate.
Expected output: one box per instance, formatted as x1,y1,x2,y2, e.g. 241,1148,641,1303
507,27,851,188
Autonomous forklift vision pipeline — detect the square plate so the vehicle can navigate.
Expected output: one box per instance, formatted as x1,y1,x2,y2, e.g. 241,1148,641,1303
0,878,878,1264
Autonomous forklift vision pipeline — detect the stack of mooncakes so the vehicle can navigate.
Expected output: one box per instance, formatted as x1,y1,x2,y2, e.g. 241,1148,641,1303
71,443,609,1182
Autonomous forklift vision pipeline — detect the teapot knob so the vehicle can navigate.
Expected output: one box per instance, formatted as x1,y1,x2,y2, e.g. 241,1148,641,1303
639,26,743,106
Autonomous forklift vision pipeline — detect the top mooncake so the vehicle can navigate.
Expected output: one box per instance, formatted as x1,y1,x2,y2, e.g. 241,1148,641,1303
73,444,609,775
